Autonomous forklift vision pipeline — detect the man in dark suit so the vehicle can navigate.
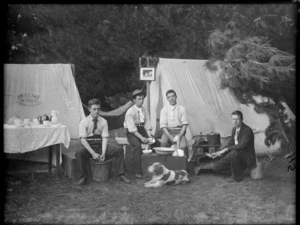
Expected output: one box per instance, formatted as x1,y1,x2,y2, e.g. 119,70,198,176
211,110,257,182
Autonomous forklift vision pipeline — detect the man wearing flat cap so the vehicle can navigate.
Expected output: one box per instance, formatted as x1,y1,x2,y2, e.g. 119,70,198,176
124,89,160,179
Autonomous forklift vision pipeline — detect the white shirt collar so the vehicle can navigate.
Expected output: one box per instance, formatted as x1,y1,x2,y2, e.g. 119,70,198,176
89,115,100,121
133,104,143,111
169,103,177,110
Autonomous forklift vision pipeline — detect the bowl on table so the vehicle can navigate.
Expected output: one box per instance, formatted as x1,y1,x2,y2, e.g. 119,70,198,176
142,149,153,154
153,147,175,156
43,120,51,127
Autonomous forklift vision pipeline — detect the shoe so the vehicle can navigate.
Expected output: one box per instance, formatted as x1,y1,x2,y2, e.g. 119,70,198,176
227,178,242,183
135,173,143,179
120,175,131,183
77,176,87,186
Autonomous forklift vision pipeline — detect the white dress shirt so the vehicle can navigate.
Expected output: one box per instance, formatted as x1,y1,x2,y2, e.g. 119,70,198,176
160,104,189,129
78,115,109,138
124,104,151,133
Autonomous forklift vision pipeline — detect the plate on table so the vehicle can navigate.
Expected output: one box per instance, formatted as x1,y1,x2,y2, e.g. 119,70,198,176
153,147,175,156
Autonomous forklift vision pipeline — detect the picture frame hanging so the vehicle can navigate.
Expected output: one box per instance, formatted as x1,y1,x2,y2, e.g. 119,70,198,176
140,67,155,81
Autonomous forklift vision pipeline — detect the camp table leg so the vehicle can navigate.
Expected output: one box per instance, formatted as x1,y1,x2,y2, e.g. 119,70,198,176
55,144,62,175
48,145,53,172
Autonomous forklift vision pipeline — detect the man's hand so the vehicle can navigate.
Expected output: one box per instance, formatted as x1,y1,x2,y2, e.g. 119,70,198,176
211,148,228,158
141,137,149,144
99,154,105,162
170,135,176,143
92,152,100,160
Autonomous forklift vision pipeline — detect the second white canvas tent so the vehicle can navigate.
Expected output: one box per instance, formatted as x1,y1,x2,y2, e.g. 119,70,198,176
147,58,295,156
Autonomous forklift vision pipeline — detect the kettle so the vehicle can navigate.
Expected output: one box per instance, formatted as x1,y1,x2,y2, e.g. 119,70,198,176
50,110,59,124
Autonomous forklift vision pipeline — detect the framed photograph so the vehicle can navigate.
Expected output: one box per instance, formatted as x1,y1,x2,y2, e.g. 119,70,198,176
140,67,155,81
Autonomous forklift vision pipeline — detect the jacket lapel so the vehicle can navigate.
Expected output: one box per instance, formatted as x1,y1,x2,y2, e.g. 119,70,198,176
237,123,244,142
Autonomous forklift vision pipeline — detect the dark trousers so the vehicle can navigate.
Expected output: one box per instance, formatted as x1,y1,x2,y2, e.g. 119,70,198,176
126,127,160,174
75,141,125,180
212,150,248,180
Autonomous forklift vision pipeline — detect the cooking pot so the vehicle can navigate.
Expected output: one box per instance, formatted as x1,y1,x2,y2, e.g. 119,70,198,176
207,133,220,145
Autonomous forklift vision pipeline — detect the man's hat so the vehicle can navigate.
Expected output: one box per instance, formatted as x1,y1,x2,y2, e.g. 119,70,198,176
132,89,146,99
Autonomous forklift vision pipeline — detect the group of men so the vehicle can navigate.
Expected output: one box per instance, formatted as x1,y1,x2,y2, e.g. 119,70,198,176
75,89,256,185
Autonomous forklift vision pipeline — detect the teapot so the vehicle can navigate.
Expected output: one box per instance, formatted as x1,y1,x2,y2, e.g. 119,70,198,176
37,114,50,124
50,110,59,124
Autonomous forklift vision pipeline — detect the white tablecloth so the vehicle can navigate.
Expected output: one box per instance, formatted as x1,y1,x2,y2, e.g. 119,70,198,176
4,123,70,154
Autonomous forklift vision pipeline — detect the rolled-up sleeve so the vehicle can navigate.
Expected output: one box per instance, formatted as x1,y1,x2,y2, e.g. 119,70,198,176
180,107,189,125
78,119,87,139
101,120,109,138
160,107,168,128
125,111,137,133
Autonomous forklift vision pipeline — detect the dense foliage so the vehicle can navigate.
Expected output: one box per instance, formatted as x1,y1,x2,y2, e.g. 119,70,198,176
6,4,296,112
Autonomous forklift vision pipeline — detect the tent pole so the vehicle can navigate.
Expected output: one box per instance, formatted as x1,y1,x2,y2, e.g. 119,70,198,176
147,81,150,114
146,57,150,115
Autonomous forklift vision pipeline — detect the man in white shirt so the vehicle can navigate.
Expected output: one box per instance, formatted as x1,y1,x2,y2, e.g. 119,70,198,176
160,89,189,155
124,89,160,179
76,98,130,185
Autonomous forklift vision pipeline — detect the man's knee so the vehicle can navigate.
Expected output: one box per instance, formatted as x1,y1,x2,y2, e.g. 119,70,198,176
230,150,238,158
75,147,87,158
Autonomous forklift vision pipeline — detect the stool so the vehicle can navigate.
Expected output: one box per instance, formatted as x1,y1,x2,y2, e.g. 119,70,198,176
115,137,129,159
115,137,149,159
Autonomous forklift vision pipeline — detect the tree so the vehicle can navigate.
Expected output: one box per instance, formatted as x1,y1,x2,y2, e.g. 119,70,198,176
208,4,296,154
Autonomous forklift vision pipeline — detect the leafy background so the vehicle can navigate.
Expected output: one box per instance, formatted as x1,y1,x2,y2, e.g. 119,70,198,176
6,4,296,112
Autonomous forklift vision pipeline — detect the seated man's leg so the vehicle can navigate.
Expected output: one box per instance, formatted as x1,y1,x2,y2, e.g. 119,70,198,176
105,142,126,176
160,132,172,147
127,133,143,175
212,152,231,175
230,150,248,181
75,146,92,180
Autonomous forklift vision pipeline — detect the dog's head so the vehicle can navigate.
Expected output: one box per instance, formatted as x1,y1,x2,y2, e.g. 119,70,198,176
148,162,168,176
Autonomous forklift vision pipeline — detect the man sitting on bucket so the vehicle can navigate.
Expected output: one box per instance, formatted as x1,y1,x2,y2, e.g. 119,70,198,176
124,89,160,179
210,110,257,182
159,89,189,156
76,98,130,185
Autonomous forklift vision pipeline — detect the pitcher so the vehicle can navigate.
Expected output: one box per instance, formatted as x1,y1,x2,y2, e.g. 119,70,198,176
50,110,59,124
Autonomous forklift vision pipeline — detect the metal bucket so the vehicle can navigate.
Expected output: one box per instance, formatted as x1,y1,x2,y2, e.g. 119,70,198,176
89,159,112,182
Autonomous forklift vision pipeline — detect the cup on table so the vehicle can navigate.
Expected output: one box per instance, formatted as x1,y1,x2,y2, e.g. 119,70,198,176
33,118,39,125
23,119,30,125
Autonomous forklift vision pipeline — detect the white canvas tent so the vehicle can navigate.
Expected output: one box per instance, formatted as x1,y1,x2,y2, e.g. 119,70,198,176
146,58,295,156
4,64,85,164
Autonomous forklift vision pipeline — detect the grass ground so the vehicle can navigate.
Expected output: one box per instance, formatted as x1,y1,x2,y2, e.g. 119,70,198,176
4,144,296,224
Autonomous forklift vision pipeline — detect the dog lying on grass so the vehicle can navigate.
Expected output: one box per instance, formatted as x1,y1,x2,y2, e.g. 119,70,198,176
144,162,189,188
